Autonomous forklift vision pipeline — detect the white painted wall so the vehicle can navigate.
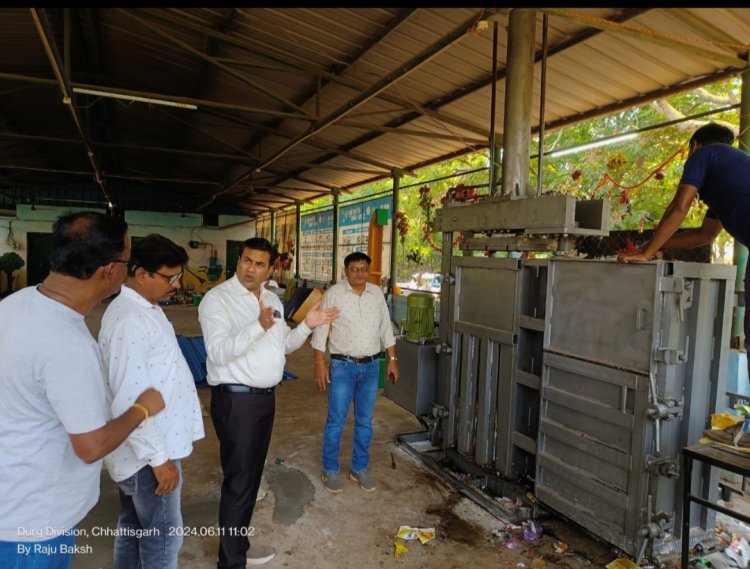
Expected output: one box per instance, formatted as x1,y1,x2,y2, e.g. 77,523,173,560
0,205,255,293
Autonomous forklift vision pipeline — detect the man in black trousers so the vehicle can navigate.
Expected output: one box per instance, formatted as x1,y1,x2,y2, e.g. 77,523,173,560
199,237,338,568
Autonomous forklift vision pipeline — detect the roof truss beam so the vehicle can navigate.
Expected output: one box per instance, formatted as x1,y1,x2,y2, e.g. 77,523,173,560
30,8,110,202
0,73,316,122
119,9,313,116
0,131,261,162
0,162,221,186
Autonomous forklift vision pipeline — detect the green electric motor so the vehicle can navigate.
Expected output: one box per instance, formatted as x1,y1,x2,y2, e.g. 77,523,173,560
405,292,435,342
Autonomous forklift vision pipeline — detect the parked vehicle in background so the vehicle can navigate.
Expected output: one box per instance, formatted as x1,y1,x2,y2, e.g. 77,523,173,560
397,272,441,294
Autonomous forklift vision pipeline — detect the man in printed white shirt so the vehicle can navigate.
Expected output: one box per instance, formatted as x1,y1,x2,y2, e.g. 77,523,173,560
311,251,399,494
99,234,205,569
199,237,338,568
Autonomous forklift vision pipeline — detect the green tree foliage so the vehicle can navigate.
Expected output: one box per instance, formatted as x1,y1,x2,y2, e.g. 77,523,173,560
393,153,489,281
534,77,739,258
291,77,742,278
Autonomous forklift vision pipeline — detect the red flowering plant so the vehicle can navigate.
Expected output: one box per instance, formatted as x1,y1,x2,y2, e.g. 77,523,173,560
417,185,464,253
392,210,409,248
417,186,436,235
448,183,476,201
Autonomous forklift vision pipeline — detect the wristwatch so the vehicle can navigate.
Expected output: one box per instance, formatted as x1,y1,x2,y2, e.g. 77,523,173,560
389,356,398,361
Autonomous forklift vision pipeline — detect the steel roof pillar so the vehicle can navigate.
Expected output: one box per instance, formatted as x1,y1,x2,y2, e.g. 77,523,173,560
389,171,402,293
332,189,340,284
294,202,302,279
500,9,536,198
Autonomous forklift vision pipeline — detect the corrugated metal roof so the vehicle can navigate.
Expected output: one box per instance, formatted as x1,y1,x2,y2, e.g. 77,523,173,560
0,7,747,215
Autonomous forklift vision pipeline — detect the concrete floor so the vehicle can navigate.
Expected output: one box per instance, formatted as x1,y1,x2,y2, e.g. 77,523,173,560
72,303,615,569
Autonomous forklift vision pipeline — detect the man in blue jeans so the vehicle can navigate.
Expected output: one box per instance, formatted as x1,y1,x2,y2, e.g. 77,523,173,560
619,122,750,373
99,234,205,569
312,251,400,493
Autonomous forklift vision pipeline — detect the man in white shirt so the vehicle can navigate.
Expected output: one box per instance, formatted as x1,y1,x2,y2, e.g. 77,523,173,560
99,234,205,569
311,252,399,493
198,237,338,568
0,212,164,569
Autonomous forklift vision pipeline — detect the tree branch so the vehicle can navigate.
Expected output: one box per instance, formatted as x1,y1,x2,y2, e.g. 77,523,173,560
695,87,737,106
650,99,738,135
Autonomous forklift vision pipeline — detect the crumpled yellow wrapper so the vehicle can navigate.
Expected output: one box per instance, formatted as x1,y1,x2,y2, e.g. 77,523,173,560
712,412,745,430
605,558,640,569
396,525,436,544
393,541,409,559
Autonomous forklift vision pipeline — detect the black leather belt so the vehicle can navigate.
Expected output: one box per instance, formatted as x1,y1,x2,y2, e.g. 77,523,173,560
330,353,379,364
211,384,275,395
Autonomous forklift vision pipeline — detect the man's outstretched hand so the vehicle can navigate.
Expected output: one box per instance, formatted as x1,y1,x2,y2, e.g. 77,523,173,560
617,251,652,263
304,300,340,329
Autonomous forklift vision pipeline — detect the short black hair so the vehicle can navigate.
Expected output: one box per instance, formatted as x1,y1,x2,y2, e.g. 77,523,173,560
50,211,129,279
240,237,278,265
344,251,371,268
128,234,188,276
690,122,735,147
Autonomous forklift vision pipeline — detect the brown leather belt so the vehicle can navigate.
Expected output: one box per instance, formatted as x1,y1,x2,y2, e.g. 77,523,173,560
330,354,379,364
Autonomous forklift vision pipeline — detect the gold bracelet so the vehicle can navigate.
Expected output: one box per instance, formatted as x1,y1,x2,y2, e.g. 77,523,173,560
132,403,149,422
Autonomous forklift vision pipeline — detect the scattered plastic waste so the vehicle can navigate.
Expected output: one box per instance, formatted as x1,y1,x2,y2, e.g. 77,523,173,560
713,412,745,429
395,526,436,544
505,537,521,550
523,521,543,541
717,515,750,546
605,558,640,569
531,559,546,569
516,563,526,568
702,550,738,568
497,496,523,506
275,458,285,465
393,541,408,559
553,540,568,554
725,536,750,568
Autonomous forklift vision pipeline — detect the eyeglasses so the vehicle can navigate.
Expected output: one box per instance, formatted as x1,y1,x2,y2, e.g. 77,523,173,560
348,266,369,274
151,270,183,285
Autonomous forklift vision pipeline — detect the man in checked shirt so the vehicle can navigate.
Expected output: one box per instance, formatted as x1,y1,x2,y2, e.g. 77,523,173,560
312,251,400,494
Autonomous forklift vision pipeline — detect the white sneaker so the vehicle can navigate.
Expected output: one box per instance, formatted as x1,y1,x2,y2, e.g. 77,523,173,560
246,544,276,566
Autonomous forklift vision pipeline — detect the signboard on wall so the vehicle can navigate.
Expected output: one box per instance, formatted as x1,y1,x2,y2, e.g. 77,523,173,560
299,195,394,283
337,196,392,281
299,209,334,282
